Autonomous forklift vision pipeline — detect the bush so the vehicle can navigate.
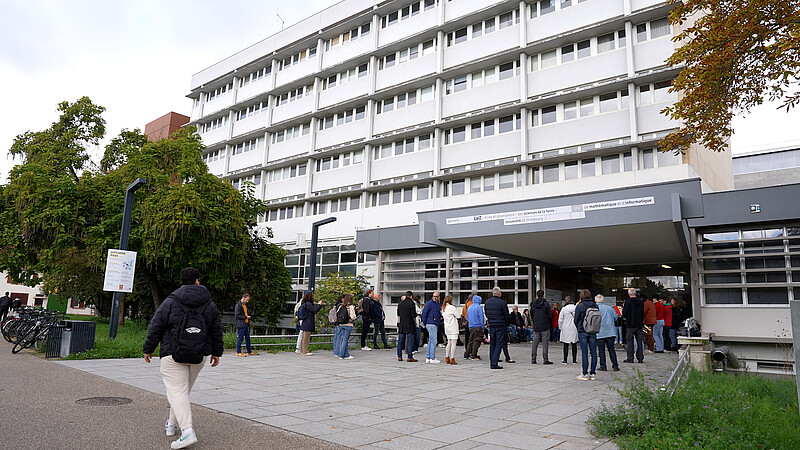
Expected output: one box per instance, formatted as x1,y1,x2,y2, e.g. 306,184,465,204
589,369,800,449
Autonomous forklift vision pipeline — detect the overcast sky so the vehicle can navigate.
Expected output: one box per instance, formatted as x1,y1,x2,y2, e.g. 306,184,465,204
1,0,799,182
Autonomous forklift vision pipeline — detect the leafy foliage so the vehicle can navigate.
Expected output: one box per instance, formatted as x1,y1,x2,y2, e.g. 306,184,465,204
661,0,800,153
589,369,800,449
312,272,370,330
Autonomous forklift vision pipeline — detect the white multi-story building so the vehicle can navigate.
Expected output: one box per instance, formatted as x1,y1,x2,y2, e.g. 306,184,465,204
188,0,767,342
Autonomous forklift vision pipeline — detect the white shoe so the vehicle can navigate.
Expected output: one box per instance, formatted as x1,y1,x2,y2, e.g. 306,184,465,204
338,357,344,359
589,374,596,381
171,428,197,449
429,359,441,364
437,344,445,348
425,358,430,363
165,421,178,437
344,356,354,360
576,374,591,381
295,349,300,353
303,352,313,356
361,346,372,351
423,343,428,347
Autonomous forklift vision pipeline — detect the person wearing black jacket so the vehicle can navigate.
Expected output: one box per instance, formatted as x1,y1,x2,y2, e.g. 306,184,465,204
371,292,390,349
396,290,418,362
509,306,524,343
622,288,645,364
530,290,553,364
234,293,257,357
0,292,10,323
359,289,373,351
484,287,511,369
143,267,224,449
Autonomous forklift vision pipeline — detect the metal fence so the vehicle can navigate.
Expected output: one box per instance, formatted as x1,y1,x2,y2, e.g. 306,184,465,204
662,349,690,397
248,331,400,350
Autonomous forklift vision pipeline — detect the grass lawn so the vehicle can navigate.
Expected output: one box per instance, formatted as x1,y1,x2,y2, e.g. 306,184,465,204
59,315,337,360
588,369,800,449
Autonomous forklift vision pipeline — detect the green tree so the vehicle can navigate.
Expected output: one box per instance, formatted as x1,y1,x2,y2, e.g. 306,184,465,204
660,0,800,153
312,272,370,330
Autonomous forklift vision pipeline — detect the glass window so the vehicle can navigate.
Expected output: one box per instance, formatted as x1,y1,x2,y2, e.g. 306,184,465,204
705,288,743,305
642,149,655,169
499,62,515,80
597,33,615,53
601,155,620,174
484,119,495,137
581,158,595,177
472,21,483,38
379,191,390,205
471,122,482,140
636,23,648,42
484,175,495,191
543,164,559,183
599,92,618,113
561,45,574,63
540,0,555,15
657,150,681,167
654,81,672,102
452,126,466,143
499,12,514,29
541,106,557,124
350,196,360,210
565,161,579,180
541,50,557,69
470,177,482,193
650,18,670,39
499,115,514,133
563,101,577,120
419,134,431,149
580,98,594,116
417,185,429,200
747,288,788,305
454,28,467,45
452,179,465,196
453,75,467,93
623,152,632,171
577,40,591,58
420,86,434,102
484,17,496,33
499,171,514,189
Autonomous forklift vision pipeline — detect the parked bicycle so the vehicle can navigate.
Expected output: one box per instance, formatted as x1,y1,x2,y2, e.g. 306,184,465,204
2,307,66,353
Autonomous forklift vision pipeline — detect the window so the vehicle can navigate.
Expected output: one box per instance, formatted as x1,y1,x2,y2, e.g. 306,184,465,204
445,114,519,144
374,134,433,160
315,150,364,172
278,46,317,70
277,85,314,106
318,105,367,130
641,149,655,169
371,184,430,206
449,61,519,95
381,1,434,28
236,101,268,121
271,123,310,144
563,102,577,120
322,63,369,90
581,158,595,178
202,149,224,163
576,40,591,58
565,161,578,179
623,152,633,171
324,24,370,51
233,137,263,155
268,163,307,182
601,155,620,174
446,10,517,46
541,106,557,124
444,126,466,144
376,85,435,114
635,17,670,43
239,66,271,87
379,39,436,70
639,80,675,105
597,33,615,53
542,164,559,182
206,82,233,101
561,44,574,63
201,116,228,133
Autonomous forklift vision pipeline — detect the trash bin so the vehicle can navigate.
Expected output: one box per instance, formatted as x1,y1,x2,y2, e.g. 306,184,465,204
60,327,73,358
45,325,65,358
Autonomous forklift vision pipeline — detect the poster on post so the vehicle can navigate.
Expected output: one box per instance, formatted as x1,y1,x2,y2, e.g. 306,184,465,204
102,249,137,293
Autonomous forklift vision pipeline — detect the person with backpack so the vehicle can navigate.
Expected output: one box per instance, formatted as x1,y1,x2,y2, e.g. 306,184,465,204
298,290,323,355
371,292,390,349
234,293,257,357
358,289,373,351
0,292,10,324
143,267,224,449
594,294,620,372
573,289,599,381
333,294,357,360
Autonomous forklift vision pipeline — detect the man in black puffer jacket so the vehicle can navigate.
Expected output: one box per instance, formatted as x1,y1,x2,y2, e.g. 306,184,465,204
143,267,223,449
484,287,512,369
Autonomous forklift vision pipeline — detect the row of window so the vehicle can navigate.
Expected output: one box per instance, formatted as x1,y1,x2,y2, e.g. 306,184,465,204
268,163,308,183
444,61,519,95
324,23,371,52
279,46,317,70
442,171,522,197
202,149,225,164
374,134,433,160
530,30,626,71
531,89,629,126
236,101,268,121
376,86,434,114
271,123,310,144
532,149,679,183
207,83,233,102
232,174,262,190
322,63,369,90
443,113,521,144
446,10,519,47
381,0,437,28
239,67,270,88
233,137,263,155
378,39,436,70
370,184,432,207
530,0,590,18
277,84,314,106
315,149,364,172
201,116,228,133
318,105,367,130
265,204,306,222
312,196,363,215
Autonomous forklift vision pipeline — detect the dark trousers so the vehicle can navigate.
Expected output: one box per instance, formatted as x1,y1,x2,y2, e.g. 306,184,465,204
0,307,8,324
597,336,619,369
236,325,251,353
626,327,645,362
488,326,507,368
663,326,672,351
372,320,388,348
397,333,414,358
644,325,655,351
361,318,372,347
465,327,483,357
563,342,577,363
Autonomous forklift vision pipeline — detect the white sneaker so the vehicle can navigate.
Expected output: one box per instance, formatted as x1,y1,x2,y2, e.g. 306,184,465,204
423,343,428,347
295,349,300,353
576,374,591,381
425,358,431,363
338,357,344,359
361,346,372,351
589,374,596,381
165,421,178,437
429,359,441,364
437,344,445,348
303,352,314,356
171,428,197,449
344,356,354,360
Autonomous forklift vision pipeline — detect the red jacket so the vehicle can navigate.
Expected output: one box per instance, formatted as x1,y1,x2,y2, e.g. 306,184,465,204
551,309,560,328
664,304,673,327
655,301,664,321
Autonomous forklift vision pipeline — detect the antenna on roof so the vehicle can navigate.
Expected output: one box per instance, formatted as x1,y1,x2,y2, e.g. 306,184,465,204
276,13,284,30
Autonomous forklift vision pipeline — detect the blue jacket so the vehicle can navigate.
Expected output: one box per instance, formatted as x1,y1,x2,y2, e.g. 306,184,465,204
574,299,597,334
484,295,510,328
371,299,384,322
597,303,618,339
421,299,442,326
467,296,485,329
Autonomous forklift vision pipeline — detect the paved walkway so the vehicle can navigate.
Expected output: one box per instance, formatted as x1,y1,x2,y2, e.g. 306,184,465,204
58,343,676,449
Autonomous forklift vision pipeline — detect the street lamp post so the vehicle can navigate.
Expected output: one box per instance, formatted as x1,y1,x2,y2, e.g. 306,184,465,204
108,178,146,339
307,217,336,291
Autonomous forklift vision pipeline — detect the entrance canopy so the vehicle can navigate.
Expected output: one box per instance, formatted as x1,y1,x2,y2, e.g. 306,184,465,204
411,180,705,268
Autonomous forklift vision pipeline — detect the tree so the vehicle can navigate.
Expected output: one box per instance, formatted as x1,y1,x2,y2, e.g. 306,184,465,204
660,0,800,153
2,98,292,325
312,272,370,331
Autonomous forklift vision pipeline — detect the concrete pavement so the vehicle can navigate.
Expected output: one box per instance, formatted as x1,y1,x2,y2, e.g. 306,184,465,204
55,342,677,449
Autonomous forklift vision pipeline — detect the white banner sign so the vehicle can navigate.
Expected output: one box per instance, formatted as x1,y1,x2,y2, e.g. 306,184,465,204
446,196,656,226
103,249,137,293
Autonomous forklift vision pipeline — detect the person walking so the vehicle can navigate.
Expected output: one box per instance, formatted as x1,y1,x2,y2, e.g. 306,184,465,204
0,292,10,324
333,294,357,360
421,292,442,363
550,302,560,342
530,290,553,365
143,267,224,449
396,291,418,362
234,293,257,357
558,296,579,364
653,296,665,353
574,289,598,381
484,287,510,369
442,295,461,364
595,294,620,372
371,292,390,349
359,289,373,351
622,288,645,363
465,295,484,360
298,291,323,355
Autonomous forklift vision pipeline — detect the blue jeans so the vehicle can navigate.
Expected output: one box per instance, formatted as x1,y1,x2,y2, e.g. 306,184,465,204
596,336,618,370
236,325,251,353
524,328,533,342
654,320,665,351
412,326,421,352
551,327,560,342
615,326,623,344
669,328,678,350
426,324,438,360
578,332,598,375
397,332,415,359
334,326,352,358
507,325,517,342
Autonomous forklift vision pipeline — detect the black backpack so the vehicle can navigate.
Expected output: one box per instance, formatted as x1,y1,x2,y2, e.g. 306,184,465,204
172,298,211,364
336,304,351,324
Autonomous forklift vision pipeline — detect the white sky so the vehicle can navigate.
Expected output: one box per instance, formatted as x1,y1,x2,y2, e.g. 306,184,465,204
1,0,799,182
